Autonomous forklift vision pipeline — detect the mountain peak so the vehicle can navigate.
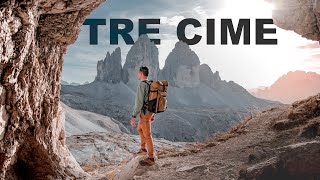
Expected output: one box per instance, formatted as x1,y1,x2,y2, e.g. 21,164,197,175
161,41,200,88
199,64,222,89
105,51,111,59
252,70,320,104
174,40,190,49
122,35,160,85
136,34,152,42
95,47,122,83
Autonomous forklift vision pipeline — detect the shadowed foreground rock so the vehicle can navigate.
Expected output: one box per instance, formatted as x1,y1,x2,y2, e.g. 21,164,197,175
0,0,104,179
240,141,320,179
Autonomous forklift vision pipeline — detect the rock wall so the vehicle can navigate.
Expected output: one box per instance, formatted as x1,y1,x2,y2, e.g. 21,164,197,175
0,0,104,179
272,0,320,41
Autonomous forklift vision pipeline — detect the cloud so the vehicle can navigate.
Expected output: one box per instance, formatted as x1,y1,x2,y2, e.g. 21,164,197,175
298,42,320,49
193,6,207,17
160,16,185,26
309,54,320,59
63,0,225,83
89,0,223,19
63,0,314,89
304,53,320,63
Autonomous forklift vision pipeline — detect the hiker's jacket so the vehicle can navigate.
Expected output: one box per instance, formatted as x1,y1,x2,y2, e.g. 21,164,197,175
132,80,150,117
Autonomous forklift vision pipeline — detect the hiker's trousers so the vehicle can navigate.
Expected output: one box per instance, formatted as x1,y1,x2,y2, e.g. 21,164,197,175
137,113,155,158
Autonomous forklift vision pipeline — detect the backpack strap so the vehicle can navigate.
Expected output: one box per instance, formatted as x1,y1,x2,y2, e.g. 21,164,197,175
141,80,152,114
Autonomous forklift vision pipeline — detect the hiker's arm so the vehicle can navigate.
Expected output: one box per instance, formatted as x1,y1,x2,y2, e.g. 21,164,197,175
132,82,145,117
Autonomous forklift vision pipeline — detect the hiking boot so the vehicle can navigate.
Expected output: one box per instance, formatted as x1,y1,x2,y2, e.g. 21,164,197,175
136,149,147,155
139,157,155,166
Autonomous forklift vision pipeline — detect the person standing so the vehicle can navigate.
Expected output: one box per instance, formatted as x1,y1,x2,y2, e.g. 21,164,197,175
130,66,156,166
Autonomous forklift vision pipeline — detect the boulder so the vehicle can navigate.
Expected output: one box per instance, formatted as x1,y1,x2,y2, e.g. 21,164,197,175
113,156,160,180
240,141,320,179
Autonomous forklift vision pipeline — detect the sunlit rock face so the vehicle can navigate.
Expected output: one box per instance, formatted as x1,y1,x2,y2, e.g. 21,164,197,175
272,0,320,41
161,41,201,88
0,0,104,179
122,35,160,86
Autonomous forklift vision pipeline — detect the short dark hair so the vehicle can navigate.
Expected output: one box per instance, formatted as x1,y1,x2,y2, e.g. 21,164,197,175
139,66,149,77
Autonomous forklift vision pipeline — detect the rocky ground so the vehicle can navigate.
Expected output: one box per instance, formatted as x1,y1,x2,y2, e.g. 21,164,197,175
67,132,188,179
108,94,320,180
61,103,188,178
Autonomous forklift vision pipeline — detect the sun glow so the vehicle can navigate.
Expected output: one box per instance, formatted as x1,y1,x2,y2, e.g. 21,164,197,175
215,0,274,18
190,0,319,89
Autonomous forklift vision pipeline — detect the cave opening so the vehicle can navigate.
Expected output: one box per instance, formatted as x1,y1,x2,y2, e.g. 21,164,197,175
13,158,33,180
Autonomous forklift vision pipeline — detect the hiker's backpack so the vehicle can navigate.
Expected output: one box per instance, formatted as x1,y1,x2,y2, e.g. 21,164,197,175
143,80,169,113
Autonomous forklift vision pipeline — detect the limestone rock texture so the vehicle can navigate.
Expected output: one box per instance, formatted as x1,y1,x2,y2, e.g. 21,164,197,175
272,0,320,41
161,41,201,88
0,0,104,179
95,47,122,83
199,64,221,89
122,35,160,86
61,102,186,177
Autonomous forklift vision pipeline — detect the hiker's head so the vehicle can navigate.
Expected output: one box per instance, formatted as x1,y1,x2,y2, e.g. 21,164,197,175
138,66,149,80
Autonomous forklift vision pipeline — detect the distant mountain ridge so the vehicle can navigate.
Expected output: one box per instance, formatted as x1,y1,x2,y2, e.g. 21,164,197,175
61,35,278,142
61,80,89,86
251,71,320,104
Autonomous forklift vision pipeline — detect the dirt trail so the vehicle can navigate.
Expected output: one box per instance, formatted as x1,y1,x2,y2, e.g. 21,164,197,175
114,94,320,180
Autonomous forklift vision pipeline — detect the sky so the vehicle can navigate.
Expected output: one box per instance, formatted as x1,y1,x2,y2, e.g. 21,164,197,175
62,0,320,89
